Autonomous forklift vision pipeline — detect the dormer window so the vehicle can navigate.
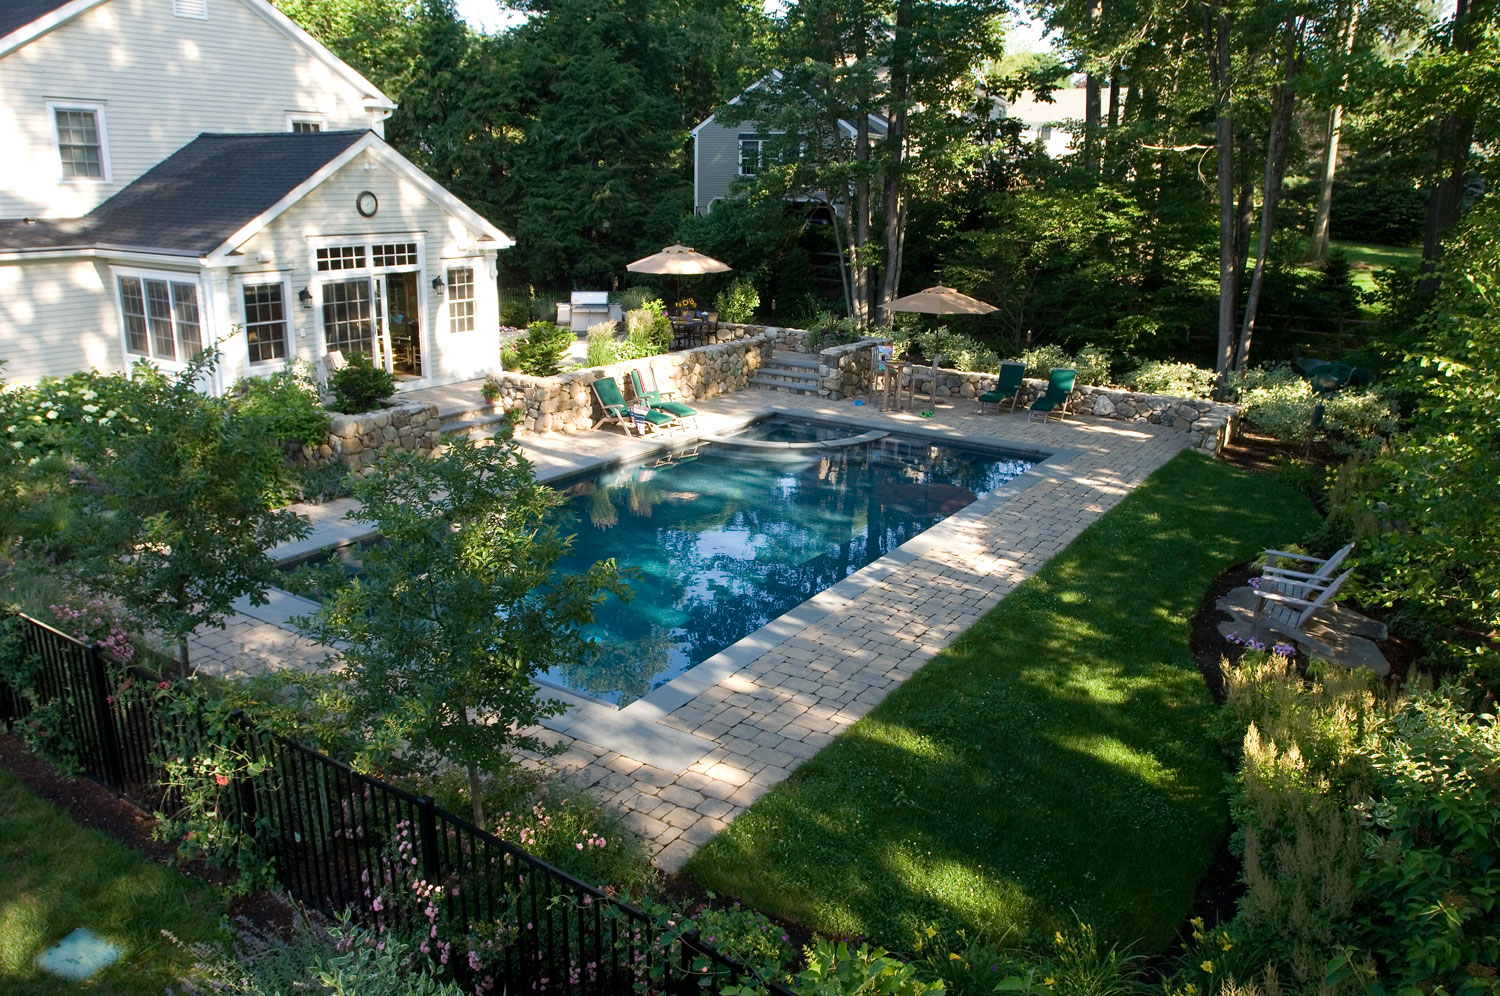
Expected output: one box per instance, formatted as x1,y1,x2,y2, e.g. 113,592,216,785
49,101,110,182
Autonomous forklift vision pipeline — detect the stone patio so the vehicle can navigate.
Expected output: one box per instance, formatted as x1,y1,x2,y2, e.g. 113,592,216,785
191,386,1199,871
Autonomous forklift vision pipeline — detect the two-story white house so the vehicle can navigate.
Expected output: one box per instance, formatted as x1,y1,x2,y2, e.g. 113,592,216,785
0,0,513,391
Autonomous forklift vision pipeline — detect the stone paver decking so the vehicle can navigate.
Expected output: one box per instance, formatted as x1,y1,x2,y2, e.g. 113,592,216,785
192,388,1195,871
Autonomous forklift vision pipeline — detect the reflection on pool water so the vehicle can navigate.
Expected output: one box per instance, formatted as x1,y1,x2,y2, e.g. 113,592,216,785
542,417,1037,706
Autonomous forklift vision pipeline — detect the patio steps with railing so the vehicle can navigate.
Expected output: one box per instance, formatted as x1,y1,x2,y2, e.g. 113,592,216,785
749,353,822,396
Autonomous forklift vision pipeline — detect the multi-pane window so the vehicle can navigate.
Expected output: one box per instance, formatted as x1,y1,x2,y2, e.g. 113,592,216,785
290,120,322,133
372,242,419,268
446,266,476,334
321,279,374,357
243,283,289,363
738,135,761,177
55,108,104,179
316,245,365,272
118,275,201,363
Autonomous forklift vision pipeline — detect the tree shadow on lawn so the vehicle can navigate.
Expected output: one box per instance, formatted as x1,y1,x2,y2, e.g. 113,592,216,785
685,452,1321,955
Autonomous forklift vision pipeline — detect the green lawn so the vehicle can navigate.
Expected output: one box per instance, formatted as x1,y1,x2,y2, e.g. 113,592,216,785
0,765,227,995
685,451,1321,954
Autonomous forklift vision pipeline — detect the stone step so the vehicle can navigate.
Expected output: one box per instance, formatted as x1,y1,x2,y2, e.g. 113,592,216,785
767,354,822,370
748,376,820,395
441,411,515,439
757,365,820,384
439,404,506,426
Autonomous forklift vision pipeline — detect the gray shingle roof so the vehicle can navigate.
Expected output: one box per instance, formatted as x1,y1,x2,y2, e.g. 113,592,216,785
0,0,76,41
0,130,369,256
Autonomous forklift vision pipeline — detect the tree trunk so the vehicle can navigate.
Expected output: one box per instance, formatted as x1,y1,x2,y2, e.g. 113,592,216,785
1421,0,1478,272
853,15,872,325
1237,18,1306,371
1205,0,1237,373
1082,0,1102,174
178,635,191,674
878,0,913,326
1307,0,1360,262
468,765,485,828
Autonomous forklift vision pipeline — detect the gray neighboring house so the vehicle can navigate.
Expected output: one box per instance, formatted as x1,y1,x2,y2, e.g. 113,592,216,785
691,71,889,216
0,0,513,391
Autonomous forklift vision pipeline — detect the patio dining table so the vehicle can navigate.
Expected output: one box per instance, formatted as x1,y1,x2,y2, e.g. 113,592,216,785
670,315,711,349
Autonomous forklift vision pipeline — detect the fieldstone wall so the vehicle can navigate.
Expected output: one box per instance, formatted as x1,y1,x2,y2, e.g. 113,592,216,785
710,322,811,351
486,333,776,434
906,365,1238,453
819,337,892,399
300,400,443,473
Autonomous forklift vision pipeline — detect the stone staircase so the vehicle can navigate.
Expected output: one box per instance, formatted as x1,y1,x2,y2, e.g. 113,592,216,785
749,352,822,395
438,401,514,441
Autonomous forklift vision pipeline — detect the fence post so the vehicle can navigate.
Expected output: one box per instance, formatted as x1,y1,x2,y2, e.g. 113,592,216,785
417,795,441,883
676,927,698,996
84,645,125,791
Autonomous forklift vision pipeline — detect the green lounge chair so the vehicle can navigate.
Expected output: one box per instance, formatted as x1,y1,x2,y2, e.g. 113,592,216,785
591,375,679,436
628,368,699,429
1028,367,1076,423
977,360,1026,413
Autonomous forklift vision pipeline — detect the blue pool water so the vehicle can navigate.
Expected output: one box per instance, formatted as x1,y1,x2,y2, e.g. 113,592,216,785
541,418,1036,705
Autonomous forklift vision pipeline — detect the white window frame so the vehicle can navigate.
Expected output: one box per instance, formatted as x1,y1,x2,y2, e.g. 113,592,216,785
286,113,326,133
443,262,478,334
238,273,295,368
47,99,111,183
111,266,204,370
738,134,761,177
305,235,428,372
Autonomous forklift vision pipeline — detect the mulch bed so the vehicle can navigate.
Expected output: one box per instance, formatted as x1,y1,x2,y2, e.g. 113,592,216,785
0,731,297,935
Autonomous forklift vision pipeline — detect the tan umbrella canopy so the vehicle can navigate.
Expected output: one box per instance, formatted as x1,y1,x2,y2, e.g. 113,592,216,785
886,285,998,315
626,244,732,275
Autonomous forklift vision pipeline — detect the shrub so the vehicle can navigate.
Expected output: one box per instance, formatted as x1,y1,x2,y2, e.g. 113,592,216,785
616,287,657,312
513,321,573,377
1019,344,1073,378
715,277,760,324
1072,344,1113,387
230,364,331,445
806,312,864,351
499,295,531,329
623,300,672,355
1124,360,1216,398
328,352,395,414
794,939,941,996
585,321,625,367
893,327,1002,373
500,344,520,370
687,902,796,980
1238,364,1396,454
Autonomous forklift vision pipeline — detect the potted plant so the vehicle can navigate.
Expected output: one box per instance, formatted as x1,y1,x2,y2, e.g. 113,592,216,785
481,374,502,406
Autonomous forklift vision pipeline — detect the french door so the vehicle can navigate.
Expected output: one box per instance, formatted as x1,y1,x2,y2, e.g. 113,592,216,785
320,273,423,378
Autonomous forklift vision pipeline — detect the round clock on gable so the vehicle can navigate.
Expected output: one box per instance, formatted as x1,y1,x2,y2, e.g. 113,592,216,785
355,190,379,217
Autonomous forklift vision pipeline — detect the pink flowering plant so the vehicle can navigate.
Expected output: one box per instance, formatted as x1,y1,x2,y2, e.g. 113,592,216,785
45,596,139,663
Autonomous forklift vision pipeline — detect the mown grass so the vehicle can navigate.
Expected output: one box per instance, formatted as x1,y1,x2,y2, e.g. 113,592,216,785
685,451,1321,955
0,765,226,995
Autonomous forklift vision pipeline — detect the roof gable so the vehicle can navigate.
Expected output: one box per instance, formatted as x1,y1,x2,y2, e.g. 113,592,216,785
0,0,395,110
693,70,890,141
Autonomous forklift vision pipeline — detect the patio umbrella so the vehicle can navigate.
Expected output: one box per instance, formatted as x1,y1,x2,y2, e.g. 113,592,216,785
626,244,731,275
885,285,998,315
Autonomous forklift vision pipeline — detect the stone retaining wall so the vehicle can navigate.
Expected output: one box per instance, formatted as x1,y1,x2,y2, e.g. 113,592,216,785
489,333,776,434
818,337,892,399
905,365,1238,453
299,400,443,473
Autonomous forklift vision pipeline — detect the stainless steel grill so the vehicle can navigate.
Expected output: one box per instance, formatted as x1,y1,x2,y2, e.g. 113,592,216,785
557,290,621,332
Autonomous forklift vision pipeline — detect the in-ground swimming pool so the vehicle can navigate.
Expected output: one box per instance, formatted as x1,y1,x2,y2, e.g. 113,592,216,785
541,416,1036,705
284,417,1039,707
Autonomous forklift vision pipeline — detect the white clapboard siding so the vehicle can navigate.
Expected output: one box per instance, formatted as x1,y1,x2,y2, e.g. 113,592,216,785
232,152,501,386
1,0,383,218
0,258,125,383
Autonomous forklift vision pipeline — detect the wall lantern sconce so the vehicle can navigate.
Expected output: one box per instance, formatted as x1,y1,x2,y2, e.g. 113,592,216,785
431,275,445,293
298,287,313,309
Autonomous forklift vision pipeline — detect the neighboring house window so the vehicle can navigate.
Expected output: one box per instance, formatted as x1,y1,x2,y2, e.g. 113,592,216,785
243,281,290,364
173,0,208,17
118,274,202,363
446,266,475,333
739,135,761,176
1038,126,1052,142
51,104,109,181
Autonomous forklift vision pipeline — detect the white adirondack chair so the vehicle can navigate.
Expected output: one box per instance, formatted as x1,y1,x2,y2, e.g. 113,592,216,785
1255,568,1354,656
1261,542,1355,598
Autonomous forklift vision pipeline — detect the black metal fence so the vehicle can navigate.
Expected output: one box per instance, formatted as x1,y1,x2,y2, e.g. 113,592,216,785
0,613,793,995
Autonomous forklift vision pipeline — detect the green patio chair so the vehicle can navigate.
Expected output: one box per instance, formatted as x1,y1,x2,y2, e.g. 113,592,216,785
628,368,699,429
977,361,1026,413
1028,367,1076,422
591,375,679,436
